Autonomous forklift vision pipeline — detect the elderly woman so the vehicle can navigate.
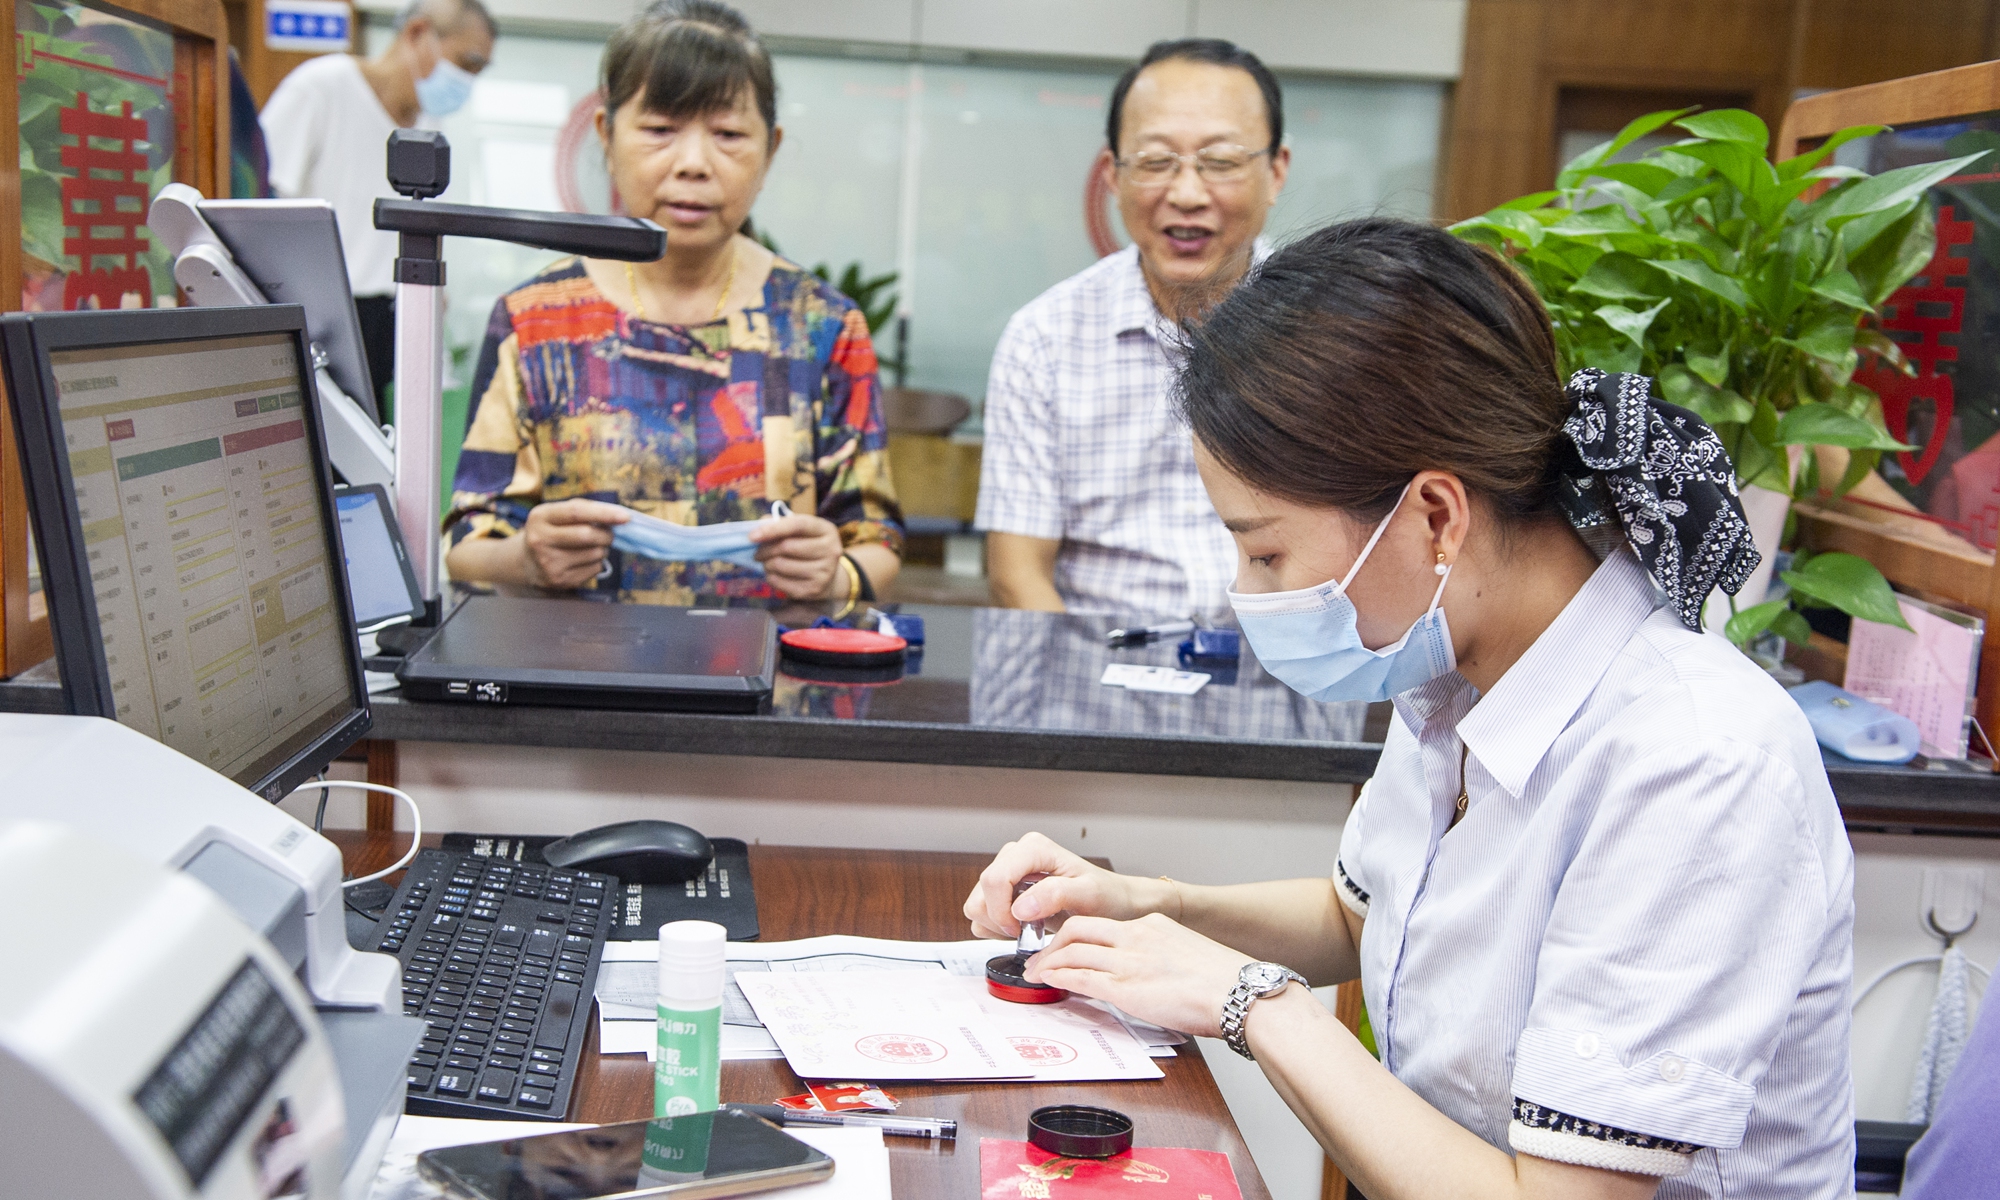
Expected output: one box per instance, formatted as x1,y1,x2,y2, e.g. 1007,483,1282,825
445,0,902,609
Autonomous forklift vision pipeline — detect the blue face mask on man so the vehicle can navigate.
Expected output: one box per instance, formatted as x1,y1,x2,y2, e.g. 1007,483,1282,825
414,55,475,117
1227,485,1457,704
608,502,789,573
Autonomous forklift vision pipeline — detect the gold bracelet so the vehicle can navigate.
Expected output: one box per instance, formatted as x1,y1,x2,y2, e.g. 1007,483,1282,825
831,554,861,619
1159,875,1185,922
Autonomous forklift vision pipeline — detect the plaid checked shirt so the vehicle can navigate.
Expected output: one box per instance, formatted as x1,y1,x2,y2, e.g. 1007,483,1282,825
976,246,1248,619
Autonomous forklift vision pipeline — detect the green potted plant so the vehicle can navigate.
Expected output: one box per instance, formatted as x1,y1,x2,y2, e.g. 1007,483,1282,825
1451,108,1985,651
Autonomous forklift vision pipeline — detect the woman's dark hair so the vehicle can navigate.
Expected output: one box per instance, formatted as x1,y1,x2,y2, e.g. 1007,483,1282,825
601,0,777,138
1106,39,1283,155
1176,218,1568,526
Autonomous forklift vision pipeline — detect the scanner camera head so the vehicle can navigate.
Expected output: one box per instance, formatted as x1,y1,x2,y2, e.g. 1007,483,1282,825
387,129,451,200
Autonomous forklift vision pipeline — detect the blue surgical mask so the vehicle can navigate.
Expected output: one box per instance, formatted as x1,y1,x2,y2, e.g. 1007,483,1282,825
1227,486,1457,703
415,56,475,117
609,502,789,573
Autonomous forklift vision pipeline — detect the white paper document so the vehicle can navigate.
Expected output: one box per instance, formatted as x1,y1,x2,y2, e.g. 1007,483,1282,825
596,936,998,1062
735,969,1163,1082
368,1115,889,1200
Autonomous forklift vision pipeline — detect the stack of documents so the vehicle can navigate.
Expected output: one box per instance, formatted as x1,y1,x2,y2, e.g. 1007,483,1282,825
592,936,1183,1077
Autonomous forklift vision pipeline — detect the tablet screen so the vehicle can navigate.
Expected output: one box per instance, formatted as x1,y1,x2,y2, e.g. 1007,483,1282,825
335,487,422,626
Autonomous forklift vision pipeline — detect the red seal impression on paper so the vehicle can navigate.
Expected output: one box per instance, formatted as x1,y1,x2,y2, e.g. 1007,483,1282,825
855,1034,947,1064
1008,1036,1077,1066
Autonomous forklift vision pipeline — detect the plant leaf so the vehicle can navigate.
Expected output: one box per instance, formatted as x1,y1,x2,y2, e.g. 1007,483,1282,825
1574,328,1643,374
1789,313,1860,362
1581,162,1680,196
1685,343,1730,387
1557,107,1696,188
1495,190,1560,212
1648,258,1751,309
1836,447,1881,497
1774,402,1913,449
1661,363,1755,426
1776,124,1887,180
1817,151,1989,227
1724,598,1790,646
1572,253,1660,302
1674,140,1779,209
1771,608,1815,646
1849,203,1937,306
1809,269,1870,309
1594,299,1670,349
1677,109,1770,149
1548,206,1645,238
1447,209,1545,248
1781,552,1911,629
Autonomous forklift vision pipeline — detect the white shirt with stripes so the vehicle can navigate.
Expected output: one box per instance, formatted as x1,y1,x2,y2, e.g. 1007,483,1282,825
975,246,1243,619
1336,546,1854,1196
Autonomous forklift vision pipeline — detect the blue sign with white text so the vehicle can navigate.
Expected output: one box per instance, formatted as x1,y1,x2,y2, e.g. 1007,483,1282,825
266,1,350,53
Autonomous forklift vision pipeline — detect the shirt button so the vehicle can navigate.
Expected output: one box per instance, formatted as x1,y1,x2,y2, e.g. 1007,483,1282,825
1659,1055,1685,1082
1574,1033,1600,1059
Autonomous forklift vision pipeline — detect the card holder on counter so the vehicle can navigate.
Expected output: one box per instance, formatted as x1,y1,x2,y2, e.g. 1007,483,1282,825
438,832,760,941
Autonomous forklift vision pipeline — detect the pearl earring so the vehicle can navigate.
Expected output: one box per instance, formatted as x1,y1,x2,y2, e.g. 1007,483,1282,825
1434,551,1449,576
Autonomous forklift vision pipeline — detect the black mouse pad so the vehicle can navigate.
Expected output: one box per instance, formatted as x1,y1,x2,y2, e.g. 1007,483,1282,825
438,833,759,941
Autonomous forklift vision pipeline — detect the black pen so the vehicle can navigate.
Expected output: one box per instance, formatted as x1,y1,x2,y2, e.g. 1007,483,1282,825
723,1102,958,1140
1105,619,1194,646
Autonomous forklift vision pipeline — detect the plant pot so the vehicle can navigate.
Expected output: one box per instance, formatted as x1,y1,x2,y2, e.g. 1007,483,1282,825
1701,482,1792,634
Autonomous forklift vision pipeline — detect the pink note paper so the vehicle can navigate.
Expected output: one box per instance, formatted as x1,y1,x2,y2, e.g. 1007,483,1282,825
1843,596,1983,759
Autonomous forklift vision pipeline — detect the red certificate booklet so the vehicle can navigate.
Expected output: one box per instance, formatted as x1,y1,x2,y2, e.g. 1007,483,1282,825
979,1139,1244,1199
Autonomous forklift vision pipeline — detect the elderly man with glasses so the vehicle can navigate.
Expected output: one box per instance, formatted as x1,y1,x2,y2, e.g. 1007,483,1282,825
976,39,1289,617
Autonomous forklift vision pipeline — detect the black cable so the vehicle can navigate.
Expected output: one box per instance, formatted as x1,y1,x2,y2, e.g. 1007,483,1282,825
312,771,329,832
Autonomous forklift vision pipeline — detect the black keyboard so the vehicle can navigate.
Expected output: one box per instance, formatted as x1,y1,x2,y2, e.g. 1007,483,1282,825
370,849,614,1119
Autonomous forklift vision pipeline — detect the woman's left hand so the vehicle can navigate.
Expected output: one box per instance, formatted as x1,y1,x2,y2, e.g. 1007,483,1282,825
750,514,846,601
1026,913,1255,1039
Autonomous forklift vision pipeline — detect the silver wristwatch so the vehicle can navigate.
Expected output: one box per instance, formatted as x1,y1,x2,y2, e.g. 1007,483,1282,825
1221,961,1307,1060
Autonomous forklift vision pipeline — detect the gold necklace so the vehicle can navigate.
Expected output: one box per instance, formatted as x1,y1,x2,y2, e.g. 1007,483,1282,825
1453,744,1470,821
624,243,739,323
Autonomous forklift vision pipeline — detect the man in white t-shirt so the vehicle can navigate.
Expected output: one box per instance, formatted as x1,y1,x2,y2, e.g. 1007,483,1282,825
260,0,495,410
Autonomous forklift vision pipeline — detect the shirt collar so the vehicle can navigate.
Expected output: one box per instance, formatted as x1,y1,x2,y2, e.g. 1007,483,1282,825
1455,547,1661,798
1111,239,1274,339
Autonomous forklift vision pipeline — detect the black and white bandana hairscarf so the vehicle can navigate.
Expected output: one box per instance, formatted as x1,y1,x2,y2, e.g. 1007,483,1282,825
1553,368,1761,632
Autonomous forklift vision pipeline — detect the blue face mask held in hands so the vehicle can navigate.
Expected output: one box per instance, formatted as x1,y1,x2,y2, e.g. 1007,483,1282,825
610,501,790,572
1227,485,1457,703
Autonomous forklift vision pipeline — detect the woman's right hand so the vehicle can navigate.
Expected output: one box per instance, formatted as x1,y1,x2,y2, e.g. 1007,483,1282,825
963,831,1166,940
517,499,630,589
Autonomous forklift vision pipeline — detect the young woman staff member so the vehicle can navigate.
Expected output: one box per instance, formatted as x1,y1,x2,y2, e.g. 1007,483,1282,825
445,0,902,609
968,220,1854,1199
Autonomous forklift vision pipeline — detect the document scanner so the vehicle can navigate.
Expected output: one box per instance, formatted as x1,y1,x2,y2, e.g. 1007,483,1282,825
0,714,423,1200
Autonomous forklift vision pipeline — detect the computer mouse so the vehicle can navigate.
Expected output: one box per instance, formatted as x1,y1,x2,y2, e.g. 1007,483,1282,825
542,819,714,885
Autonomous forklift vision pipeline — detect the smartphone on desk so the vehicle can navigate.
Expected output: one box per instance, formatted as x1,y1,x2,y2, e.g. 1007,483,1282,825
416,1111,834,1200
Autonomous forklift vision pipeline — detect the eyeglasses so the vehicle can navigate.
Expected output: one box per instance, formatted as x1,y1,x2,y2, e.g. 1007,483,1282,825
1115,145,1271,187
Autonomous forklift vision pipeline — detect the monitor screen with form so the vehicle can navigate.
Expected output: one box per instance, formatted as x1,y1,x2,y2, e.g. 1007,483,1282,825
5,307,369,797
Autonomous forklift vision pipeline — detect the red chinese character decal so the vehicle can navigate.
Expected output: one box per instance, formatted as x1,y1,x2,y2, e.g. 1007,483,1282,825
58,93,154,311
1856,204,1973,488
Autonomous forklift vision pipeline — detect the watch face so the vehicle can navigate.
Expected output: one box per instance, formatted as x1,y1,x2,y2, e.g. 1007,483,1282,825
1243,963,1287,994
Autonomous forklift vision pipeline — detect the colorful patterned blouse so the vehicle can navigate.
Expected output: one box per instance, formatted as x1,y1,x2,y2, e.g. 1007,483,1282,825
447,256,904,604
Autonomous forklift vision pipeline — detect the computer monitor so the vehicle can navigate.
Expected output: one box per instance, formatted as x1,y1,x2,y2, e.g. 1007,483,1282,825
2,304,372,801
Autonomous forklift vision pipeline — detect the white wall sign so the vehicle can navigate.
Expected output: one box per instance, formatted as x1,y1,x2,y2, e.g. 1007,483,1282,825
266,0,351,53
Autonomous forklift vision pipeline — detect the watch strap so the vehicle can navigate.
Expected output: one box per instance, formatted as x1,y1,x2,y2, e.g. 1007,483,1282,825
1220,963,1307,1061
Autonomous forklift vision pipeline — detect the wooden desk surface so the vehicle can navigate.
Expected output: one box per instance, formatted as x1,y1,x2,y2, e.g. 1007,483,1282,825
331,832,1271,1200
